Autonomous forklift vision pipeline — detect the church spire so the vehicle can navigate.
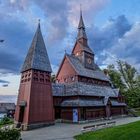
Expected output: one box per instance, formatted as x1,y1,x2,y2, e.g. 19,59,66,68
21,20,52,73
77,6,87,40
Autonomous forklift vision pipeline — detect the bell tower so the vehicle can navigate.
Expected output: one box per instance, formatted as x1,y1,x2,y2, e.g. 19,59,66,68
72,10,95,70
14,21,54,130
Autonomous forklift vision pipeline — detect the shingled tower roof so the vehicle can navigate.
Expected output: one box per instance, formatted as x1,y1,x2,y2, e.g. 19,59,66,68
21,21,52,73
77,10,87,40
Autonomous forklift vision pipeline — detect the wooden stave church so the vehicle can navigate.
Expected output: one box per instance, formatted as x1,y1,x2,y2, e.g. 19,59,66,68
53,12,126,122
14,12,126,130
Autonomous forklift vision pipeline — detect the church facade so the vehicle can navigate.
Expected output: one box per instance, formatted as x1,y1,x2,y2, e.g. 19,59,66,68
15,12,126,130
52,12,126,122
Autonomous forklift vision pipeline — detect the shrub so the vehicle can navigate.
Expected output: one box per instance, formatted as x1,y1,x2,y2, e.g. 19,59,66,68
0,117,14,126
0,128,21,140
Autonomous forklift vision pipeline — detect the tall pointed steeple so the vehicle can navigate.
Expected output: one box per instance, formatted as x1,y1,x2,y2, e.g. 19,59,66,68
77,8,87,40
15,20,54,130
72,8,95,70
21,20,52,73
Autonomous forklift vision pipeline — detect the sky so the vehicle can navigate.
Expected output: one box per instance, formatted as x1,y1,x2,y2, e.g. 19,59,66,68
0,0,140,95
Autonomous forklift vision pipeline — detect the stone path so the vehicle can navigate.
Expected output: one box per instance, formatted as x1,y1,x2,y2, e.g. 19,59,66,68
22,116,140,140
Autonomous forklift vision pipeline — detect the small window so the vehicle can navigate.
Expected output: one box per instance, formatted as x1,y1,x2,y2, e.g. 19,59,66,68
64,78,68,82
40,74,44,77
40,78,44,82
34,78,38,81
71,76,75,81
76,52,79,56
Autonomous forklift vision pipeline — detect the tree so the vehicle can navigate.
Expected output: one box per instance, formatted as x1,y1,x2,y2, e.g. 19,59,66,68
107,64,126,93
107,60,140,108
124,88,140,108
51,74,56,83
117,60,137,89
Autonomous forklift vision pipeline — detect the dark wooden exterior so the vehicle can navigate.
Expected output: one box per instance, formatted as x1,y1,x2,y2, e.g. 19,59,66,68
15,23,54,130
53,12,127,122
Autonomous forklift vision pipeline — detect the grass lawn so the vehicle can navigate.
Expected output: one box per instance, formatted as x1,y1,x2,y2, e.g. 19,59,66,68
75,120,140,140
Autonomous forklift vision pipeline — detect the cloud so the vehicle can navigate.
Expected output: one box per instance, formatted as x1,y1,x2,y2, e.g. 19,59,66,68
0,79,10,84
0,51,21,73
0,0,110,75
109,22,140,71
0,17,33,74
88,15,132,52
68,0,110,27
0,0,140,76
87,15,140,71
33,0,69,43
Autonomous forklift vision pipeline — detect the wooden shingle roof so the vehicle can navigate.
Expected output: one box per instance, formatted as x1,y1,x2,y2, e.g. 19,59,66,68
21,22,52,73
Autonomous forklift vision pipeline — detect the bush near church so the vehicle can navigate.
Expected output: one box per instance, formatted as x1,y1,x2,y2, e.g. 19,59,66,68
0,129,21,140
0,117,21,140
0,117,13,127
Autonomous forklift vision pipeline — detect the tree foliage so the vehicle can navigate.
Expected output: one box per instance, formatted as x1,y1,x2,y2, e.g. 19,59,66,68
0,129,21,140
117,60,137,89
107,60,140,108
51,74,56,83
107,64,126,93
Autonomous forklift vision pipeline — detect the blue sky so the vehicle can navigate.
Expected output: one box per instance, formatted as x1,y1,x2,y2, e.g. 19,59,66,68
0,0,140,95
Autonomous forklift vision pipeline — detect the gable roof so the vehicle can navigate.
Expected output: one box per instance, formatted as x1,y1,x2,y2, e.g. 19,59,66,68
21,23,52,73
72,41,94,54
66,54,109,81
56,54,77,78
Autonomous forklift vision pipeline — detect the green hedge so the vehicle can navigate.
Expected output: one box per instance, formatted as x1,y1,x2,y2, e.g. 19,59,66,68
0,129,21,140
0,117,14,128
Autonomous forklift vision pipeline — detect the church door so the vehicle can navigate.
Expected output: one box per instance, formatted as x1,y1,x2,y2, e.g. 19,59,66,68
18,106,25,123
73,108,78,122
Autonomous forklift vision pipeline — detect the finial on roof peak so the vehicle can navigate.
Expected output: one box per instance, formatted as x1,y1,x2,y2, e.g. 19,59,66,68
78,5,85,29
77,6,87,40
80,4,82,17
38,19,41,28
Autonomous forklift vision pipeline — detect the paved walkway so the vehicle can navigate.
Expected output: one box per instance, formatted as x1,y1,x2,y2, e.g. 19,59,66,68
22,116,140,140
